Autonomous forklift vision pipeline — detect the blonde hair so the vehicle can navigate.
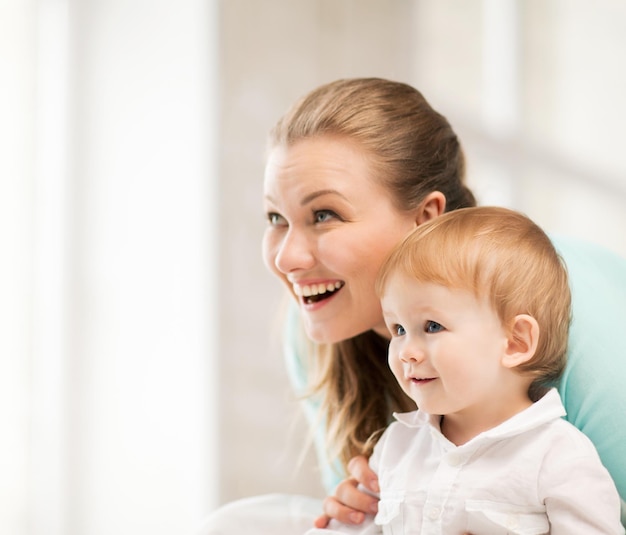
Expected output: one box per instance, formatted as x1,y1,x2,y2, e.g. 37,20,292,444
269,78,476,469
377,206,571,400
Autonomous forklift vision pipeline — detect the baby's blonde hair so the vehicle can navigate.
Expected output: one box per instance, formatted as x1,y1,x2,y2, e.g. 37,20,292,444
377,206,571,399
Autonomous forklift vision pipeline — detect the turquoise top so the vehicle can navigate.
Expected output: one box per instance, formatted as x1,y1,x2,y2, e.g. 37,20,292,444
283,235,626,514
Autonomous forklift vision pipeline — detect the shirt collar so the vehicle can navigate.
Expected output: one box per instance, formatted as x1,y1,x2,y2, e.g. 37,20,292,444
393,388,566,444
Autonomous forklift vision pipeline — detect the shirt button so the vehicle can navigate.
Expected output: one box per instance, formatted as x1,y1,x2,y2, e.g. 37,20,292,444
427,506,441,520
506,514,519,530
445,452,462,466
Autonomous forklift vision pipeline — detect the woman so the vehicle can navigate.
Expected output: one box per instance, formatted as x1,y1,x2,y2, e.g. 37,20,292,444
199,78,626,533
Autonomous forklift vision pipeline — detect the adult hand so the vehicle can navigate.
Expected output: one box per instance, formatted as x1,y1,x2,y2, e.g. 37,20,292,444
313,455,380,528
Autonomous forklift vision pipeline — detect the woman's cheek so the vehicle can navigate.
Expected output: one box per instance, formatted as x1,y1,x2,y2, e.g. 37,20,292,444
261,232,278,275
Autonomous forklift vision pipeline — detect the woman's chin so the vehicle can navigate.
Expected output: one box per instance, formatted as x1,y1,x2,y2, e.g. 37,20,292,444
303,321,375,345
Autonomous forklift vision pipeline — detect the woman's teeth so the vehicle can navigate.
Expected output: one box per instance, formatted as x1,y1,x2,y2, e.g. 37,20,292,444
293,281,343,297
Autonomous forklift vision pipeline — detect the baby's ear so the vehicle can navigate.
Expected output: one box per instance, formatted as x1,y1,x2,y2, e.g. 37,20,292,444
502,314,539,369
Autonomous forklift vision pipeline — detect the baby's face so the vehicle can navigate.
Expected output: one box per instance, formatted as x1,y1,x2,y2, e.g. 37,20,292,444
381,273,511,419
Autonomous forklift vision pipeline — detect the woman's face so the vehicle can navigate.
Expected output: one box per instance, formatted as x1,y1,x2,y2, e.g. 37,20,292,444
262,136,420,344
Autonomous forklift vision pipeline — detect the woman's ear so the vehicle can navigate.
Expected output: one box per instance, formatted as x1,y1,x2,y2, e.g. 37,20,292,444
502,314,539,369
415,191,446,225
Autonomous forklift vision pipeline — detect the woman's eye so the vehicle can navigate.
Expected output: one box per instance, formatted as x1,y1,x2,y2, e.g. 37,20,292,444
425,320,444,334
267,212,286,226
313,210,338,223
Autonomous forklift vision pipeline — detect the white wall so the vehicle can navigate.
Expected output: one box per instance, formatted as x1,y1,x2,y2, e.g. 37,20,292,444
1,0,218,533
412,0,626,256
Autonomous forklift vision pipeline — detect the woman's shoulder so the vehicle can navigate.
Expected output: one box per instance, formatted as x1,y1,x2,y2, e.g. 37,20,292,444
550,235,626,284
550,234,626,343
549,234,626,502
549,234,626,355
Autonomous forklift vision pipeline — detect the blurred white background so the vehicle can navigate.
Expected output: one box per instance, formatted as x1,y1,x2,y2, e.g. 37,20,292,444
1,1,625,534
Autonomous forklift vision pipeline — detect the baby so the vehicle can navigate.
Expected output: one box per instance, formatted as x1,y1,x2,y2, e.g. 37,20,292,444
307,206,623,534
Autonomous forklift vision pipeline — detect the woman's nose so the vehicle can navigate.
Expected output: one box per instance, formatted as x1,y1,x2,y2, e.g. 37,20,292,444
274,229,315,274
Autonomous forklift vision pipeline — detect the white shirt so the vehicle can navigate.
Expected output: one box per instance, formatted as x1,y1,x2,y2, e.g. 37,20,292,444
367,388,623,535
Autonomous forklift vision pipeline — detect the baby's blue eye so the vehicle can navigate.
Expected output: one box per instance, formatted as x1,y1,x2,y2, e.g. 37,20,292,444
394,324,406,336
425,320,444,333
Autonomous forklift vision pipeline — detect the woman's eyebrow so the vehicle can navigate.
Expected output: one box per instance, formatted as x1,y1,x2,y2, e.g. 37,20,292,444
301,189,349,205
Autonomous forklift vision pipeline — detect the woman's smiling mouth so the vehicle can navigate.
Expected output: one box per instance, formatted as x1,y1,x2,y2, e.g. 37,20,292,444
293,281,345,304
